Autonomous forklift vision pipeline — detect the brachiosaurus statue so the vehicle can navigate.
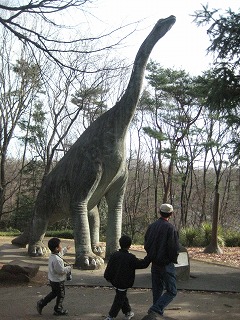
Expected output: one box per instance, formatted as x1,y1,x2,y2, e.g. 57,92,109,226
12,16,176,269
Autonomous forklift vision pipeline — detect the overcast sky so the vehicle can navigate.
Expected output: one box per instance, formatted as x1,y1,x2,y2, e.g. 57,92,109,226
86,0,239,75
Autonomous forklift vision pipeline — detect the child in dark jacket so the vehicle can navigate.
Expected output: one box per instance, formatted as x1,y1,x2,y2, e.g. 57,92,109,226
104,235,150,320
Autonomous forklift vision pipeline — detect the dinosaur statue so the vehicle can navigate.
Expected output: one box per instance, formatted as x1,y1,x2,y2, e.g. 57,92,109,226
12,16,176,269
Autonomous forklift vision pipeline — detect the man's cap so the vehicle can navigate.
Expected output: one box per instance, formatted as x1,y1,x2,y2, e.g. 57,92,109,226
160,203,173,213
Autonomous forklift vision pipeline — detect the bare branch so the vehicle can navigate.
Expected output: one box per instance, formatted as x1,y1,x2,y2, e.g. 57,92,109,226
0,0,137,72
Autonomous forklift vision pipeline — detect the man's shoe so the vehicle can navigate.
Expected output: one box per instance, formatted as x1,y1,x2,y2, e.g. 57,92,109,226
141,315,156,320
37,299,43,315
124,311,134,319
147,312,176,320
146,311,163,319
53,309,68,316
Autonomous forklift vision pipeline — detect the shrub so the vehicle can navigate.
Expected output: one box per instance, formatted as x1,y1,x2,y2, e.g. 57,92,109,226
225,230,240,246
45,230,74,239
0,228,21,236
200,222,212,246
179,227,199,246
200,222,225,247
180,223,225,247
11,195,35,232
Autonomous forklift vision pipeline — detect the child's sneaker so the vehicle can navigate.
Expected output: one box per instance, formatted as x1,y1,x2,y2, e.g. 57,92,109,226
53,309,68,316
124,311,134,319
37,299,44,315
104,316,115,320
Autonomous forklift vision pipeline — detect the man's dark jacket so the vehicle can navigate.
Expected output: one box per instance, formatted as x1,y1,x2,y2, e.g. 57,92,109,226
104,249,150,289
144,217,179,267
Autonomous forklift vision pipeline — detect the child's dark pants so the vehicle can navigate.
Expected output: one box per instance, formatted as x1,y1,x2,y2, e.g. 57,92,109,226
109,288,131,317
42,281,65,311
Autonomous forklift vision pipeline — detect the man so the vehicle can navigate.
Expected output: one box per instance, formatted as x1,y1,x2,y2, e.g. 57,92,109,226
143,203,179,319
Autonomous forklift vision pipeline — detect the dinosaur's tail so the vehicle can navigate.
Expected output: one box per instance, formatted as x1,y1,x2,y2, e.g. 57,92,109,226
12,227,30,247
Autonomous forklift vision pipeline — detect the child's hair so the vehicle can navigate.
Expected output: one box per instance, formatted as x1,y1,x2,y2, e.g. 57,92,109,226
48,237,61,252
119,235,132,249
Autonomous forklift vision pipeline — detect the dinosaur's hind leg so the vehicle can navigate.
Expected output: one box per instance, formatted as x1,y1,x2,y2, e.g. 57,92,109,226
72,200,104,269
88,206,104,257
28,209,50,256
71,156,104,269
12,226,30,247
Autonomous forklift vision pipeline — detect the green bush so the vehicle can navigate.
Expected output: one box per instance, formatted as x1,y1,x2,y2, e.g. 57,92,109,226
0,229,74,239
179,227,199,246
180,223,225,247
225,230,240,246
200,222,225,247
47,218,73,231
11,195,35,232
45,230,74,239
200,222,212,246
0,228,21,236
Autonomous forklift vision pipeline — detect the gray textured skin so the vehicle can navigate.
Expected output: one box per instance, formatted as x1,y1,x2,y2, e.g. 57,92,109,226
12,16,176,269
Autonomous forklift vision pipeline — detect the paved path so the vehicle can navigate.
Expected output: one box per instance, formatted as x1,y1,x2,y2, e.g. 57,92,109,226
0,238,239,292
0,237,240,319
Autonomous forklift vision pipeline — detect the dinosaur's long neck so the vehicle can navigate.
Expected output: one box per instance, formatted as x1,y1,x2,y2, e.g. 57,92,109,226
113,16,176,131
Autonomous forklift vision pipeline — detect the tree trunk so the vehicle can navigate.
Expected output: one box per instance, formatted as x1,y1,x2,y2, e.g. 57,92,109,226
204,191,223,254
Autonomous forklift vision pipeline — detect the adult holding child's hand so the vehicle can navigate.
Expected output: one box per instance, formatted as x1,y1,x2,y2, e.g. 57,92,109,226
143,204,179,319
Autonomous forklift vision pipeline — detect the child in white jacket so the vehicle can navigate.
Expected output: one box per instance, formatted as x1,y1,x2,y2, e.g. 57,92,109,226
37,237,71,316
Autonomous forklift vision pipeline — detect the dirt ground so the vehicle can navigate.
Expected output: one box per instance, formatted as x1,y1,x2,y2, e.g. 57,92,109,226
0,236,240,320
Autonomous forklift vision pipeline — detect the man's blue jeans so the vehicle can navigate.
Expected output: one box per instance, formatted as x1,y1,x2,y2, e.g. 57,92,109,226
149,263,177,316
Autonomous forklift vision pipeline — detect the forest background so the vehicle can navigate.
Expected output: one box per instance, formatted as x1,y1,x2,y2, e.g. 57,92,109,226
0,1,240,248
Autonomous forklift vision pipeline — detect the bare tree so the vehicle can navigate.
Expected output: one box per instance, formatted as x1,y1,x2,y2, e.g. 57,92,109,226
0,0,136,72
0,30,42,218
124,108,153,241
0,6,131,223
203,112,232,253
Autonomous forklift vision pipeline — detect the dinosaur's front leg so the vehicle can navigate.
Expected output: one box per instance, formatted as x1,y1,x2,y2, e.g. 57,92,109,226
105,170,128,259
72,201,104,269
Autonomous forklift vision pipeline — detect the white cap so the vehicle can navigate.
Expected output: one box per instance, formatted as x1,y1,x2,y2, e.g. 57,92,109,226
160,203,173,213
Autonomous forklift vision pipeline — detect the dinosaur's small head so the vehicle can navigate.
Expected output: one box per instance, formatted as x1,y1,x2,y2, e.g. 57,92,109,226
158,15,176,24
155,15,176,34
